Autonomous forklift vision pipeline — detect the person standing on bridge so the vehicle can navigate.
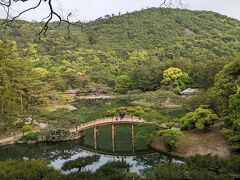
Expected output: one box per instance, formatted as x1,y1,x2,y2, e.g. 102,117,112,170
119,111,126,120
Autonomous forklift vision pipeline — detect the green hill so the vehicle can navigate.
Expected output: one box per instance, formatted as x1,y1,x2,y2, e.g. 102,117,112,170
1,8,240,60
0,8,239,90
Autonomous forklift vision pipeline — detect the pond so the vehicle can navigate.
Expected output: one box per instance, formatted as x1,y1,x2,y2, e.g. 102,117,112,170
0,124,182,175
36,98,189,127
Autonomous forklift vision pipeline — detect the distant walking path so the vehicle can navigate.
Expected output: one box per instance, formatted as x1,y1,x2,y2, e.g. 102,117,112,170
0,121,48,146
76,94,128,100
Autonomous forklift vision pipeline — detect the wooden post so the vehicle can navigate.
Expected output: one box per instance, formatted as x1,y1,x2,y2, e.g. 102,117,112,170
20,94,23,112
94,126,98,150
112,123,115,152
132,124,135,153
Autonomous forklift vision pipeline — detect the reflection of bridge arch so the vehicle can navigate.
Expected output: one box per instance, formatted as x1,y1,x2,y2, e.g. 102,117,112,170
76,116,145,153
78,144,154,157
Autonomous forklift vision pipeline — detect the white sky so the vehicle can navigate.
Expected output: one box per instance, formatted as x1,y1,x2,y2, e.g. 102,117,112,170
0,0,240,22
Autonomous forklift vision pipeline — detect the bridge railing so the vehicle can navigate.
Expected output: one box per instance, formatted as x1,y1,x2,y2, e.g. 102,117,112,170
76,116,145,132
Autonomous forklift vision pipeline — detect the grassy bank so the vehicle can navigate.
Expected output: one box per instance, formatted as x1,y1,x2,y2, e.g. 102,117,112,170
149,124,230,158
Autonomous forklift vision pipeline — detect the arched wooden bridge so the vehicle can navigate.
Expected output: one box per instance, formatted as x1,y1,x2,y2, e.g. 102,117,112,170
76,116,145,132
75,116,146,153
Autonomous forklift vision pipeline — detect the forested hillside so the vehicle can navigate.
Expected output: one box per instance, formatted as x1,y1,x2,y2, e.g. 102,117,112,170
1,8,239,93
1,8,240,59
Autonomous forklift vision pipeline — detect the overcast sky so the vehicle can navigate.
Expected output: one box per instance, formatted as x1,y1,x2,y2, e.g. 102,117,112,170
1,0,240,22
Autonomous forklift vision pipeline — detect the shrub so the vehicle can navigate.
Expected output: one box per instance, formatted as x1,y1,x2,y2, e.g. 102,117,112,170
106,109,118,117
62,155,100,171
116,107,126,112
0,160,62,179
159,129,184,151
96,161,131,179
181,105,218,131
134,110,145,117
143,107,152,113
20,132,38,141
115,75,132,94
55,94,72,104
40,128,70,142
126,106,137,113
15,122,25,128
21,125,33,134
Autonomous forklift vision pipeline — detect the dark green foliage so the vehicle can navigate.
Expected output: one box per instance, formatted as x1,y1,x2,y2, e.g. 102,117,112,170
0,155,239,180
62,155,100,171
62,171,96,180
131,90,184,108
135,124,160,143
222,88,240,151
95,161,131,179
36,99,131,127
39,127,70,142
0,160,62,180
15,121,25,128
20,132,38,141
147,155,240,180
210,58,240,150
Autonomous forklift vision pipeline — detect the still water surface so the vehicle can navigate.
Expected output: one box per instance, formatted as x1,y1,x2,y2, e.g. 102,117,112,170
0,124,181,175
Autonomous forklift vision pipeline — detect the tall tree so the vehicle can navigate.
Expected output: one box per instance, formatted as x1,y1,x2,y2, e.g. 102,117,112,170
161,67,190,93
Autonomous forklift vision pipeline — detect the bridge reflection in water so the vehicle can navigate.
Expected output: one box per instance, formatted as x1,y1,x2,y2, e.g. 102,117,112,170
77,116,148,155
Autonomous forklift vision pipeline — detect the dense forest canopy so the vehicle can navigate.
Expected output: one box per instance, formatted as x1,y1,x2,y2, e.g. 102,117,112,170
0,8,239,92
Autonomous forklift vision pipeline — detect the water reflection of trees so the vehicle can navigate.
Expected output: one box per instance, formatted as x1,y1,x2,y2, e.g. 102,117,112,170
133,153,176,175
0,141,83,161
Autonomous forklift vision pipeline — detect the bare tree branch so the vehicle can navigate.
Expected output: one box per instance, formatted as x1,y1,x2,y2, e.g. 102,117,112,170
4,0,42,24
0,0,183,38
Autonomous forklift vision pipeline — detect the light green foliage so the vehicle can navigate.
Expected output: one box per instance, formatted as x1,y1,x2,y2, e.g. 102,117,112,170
210,58,240,150
181,105,218,131
55,93,72,104
214,58,240,98
106,109,118,117
161,67,190,93
0,41,31,122
34,67,49,78
159,129,184,151
0,40,52,126
115,75,132,94
211,57,240,115
21,124,33,133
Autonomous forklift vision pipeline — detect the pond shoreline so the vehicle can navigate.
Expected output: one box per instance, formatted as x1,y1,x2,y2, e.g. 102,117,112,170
149,125,231,159
0,130,83,147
